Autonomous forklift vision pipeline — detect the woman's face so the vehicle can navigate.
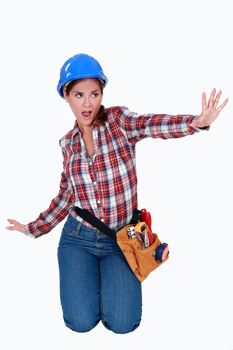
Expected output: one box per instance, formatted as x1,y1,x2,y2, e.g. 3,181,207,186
64,78,103,132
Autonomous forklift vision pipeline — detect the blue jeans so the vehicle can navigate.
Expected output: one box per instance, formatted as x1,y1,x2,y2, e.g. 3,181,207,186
57,214,142,334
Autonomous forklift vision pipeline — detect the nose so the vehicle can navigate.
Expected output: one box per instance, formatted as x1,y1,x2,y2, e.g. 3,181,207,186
82,96,92,108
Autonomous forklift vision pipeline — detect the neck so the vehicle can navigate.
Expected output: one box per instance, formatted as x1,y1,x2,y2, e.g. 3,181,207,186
76,121,93,135
82,126,93,136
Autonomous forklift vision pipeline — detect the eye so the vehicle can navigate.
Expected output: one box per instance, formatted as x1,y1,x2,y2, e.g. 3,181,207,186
91,92,99,98
75,93,83,98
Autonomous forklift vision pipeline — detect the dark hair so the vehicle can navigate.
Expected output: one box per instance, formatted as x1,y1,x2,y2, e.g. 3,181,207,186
95,104,107,124
63,78,104,96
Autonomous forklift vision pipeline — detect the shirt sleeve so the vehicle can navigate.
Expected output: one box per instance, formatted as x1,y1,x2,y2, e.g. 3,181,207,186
114,106,209,144
25,162,73,238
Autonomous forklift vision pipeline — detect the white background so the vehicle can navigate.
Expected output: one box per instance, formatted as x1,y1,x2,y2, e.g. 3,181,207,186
0,0,232,349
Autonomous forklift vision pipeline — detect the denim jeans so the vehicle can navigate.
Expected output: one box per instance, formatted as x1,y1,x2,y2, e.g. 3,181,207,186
57,214,142,334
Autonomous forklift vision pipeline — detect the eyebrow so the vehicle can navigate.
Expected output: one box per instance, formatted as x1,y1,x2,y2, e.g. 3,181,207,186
73,89,100,94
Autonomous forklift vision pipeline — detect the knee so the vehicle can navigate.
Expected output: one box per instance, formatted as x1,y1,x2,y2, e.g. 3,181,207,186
64,316,100,333
102,318,141,334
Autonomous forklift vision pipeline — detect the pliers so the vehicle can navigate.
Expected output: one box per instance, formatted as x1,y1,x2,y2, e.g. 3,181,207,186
140,209,154,245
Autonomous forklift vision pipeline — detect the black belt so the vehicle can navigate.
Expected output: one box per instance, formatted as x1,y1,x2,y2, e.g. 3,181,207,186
72,207,141,239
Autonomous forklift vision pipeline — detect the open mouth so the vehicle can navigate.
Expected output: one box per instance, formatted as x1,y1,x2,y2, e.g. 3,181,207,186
82,111,92,118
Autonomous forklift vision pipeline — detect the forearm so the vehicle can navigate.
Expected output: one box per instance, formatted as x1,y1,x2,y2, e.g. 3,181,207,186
147,114,210,139
114,107,209,143
25,172,73,238
25,202,71,238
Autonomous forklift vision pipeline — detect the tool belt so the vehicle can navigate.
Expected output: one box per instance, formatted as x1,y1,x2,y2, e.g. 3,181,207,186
73,207,169,283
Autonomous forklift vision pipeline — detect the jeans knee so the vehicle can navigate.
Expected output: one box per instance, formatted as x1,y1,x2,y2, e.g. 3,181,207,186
102,319,141,334
64,316,100,333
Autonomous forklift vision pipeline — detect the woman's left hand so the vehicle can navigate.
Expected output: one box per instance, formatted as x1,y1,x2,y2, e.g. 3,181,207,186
190,88,228,128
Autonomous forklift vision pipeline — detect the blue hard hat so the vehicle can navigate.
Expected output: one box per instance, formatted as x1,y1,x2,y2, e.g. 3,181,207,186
57,53,108,98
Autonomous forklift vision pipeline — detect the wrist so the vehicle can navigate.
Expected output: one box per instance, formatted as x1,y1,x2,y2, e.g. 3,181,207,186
190,116,209,129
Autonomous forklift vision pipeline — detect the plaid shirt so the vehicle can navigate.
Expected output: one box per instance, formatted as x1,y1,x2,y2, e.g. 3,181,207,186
25,106,206,238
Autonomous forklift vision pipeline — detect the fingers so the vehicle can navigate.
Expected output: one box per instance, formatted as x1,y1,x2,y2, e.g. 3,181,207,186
6,225,16,230
202,92,207,110
206,88,228,112
213,90,222,108
7,218,17,224
6,219,18,230
217,98,229,113
200,88,227,126
207,88,216,108
5,218,23,232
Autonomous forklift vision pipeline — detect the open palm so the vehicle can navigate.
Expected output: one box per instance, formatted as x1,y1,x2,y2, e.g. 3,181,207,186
192,88,228,128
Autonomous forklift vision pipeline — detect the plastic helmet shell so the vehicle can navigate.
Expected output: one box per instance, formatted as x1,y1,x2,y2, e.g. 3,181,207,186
57,53,108,98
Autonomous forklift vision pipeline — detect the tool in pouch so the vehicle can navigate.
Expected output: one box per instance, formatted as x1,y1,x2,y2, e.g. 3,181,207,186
127,209,169,262
73,207,169,283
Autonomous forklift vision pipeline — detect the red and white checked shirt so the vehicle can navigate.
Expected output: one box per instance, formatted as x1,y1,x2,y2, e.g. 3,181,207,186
25,106,207,238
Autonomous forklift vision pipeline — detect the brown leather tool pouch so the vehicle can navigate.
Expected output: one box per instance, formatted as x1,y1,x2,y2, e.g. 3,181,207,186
116,224,168,282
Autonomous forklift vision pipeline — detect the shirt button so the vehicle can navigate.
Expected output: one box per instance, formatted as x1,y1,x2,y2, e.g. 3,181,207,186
97,200,101,204
89,161,92,166
100,218,104,222
93,181,97,186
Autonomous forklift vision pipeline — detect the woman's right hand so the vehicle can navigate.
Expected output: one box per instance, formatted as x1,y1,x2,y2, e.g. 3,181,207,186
6,219,26,234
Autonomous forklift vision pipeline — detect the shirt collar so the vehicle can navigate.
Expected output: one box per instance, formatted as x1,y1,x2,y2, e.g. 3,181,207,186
70,110,107,141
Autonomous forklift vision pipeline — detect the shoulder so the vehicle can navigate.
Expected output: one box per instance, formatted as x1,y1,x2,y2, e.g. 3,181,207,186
104,106,130,123
105,105,129,115
59,126,78,149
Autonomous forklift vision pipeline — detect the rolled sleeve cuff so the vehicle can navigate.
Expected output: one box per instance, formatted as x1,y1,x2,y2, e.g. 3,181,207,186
24,224,37,239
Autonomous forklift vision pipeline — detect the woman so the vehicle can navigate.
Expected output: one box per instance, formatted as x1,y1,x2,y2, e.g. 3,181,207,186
6,53,228,334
